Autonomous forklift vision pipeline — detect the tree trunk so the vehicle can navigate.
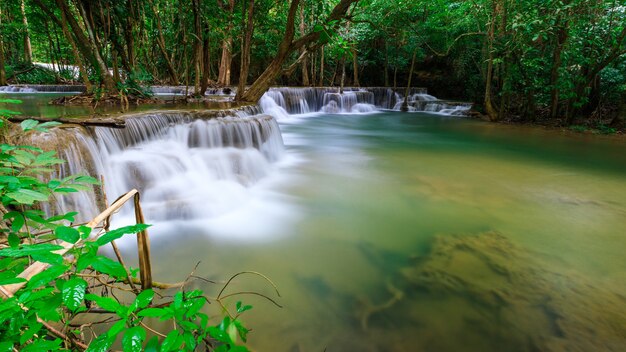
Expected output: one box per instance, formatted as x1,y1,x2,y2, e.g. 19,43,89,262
549,18,568,119
401,48,417,112
299,5,310,86
384,42,389,87
20,0,32,64
217,0,236,86
192,0,202,95
340,57,346,93
319,45,325,86
0,32,6,86
484,0,499,121
57,1,91,90
352,47,359,87
199,29,211,95
147,0,179,85
237,0,358,102
74,0,116,91
235,0,255,100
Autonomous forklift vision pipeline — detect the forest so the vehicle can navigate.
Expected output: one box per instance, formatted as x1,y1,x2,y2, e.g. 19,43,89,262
0,0,624,125
1,1,626,352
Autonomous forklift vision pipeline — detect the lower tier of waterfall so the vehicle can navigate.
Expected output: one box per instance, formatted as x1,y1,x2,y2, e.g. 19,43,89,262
30,111,285,227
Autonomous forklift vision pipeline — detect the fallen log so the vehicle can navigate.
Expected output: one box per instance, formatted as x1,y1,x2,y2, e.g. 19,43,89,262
8,115,126,128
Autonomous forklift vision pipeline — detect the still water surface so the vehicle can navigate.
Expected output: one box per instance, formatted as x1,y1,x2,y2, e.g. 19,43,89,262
152,112,626,351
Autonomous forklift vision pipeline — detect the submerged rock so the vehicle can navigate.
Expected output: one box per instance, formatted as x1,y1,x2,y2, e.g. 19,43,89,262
394,232,626,351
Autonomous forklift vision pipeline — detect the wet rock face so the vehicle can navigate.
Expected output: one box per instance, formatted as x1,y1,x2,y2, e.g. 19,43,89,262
393,232,626,352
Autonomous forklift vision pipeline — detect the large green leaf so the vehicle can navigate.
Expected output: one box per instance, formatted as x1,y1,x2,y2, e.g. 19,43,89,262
122,327,146,352
160,330,182,352
85,333,114,352
130,289,154,312
20,119,39,132
61,278,87,311
0,244,63,258
5,189,49,205
54,226,80,244
89,256,127,279
84,294,124,314
96,224,150,246
26,264,68,290
137,307,167,318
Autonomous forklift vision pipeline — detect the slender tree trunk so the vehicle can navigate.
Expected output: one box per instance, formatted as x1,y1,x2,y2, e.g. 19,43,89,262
125,0,136,71
319,45,325,86
299,5,310,86
401,48,417,112
57,1,91,89
75,0,116,91
20,0,32,64
549,18,568,119
192,0,202,95
352,47,359,87
236,0,255,100
384,42,389,86
200,30,211,95
0,30,7,86
147,0,179,85
340,57,346,93
484,0,499,121
217,0,235,86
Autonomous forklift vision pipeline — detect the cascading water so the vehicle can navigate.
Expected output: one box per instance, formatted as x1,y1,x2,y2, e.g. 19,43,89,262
0,85,86,93
44,110,285,236
259,87,471,117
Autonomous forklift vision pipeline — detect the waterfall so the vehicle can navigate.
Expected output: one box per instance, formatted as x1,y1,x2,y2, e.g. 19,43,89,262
0,85,86,93
42,111,284,226
259,87,471,117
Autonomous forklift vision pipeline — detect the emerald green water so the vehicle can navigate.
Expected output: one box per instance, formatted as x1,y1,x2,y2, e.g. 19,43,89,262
151,112,626,351
7,94,624,351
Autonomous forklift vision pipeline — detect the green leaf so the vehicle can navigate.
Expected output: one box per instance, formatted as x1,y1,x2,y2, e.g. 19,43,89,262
85,294,123,313
0,341,14,352
0,271,26,285
130,289,154,312
20,119,39,131
62,278,87,311
10,214,24,233
96,224,150,246
122,326,146,352
161,330,182,352
85,333,114,352
54,226,80,243
26,264,68,290
107,319,127,338
35,121,62,131
0,244,63,258
21,338,62,352
90,256,127,279
30,252,63,265
137,307,167,318
233,320,250,343
5,189,49,205
236,301,252,314
19,322,43,345
78,225,92,239
144,336,159,352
